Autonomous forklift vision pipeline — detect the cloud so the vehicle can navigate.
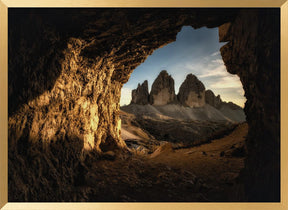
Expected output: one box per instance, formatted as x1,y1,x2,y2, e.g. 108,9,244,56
209,76,243,89
211,51,220,56
198,64,228,78
120,87,132,106
211,59,224,65
235,88,244,96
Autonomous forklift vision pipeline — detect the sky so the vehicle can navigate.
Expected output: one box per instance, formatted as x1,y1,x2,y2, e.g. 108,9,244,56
120,26,246,107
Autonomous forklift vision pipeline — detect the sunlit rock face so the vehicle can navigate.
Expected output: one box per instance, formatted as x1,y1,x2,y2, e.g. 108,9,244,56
149,70,176,105
8,8,280,201
178,74,205,107
9,36,126,152
131,80,149,105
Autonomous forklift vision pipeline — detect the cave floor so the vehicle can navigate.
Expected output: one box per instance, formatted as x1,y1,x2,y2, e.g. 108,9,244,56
9,123,248,202
85,123,248,202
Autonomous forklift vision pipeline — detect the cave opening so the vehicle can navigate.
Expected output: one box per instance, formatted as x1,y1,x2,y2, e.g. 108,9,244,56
120,26,247,147
119,26,249,201
7,8,280,202
121,26,246,108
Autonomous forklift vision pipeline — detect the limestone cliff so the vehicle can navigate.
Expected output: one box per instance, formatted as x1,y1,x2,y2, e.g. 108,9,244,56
215,95,223,109
205,89,239,110
131,75,242,110
131,80,149,105
205,90,216,107
149,70,177,105
178,74,205,107
205,90,223,108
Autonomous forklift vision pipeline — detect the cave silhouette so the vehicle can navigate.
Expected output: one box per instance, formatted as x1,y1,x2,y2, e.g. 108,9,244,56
8,8,280,202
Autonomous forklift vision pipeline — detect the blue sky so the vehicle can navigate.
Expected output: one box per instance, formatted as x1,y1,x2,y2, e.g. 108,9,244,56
120,26,245,107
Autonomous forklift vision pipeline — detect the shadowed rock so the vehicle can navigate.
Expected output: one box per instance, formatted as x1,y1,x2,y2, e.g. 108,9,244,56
205,90,240,110
149,70,177,105
178,74,205,107
205,90,216,107
205,89,226,109
215,95,223,109
131,80,149,105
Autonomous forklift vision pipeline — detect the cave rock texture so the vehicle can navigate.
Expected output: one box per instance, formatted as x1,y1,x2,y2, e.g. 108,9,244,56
8,9,280,201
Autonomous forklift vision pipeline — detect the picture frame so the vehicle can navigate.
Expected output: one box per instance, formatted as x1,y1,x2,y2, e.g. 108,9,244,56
0,0,287,209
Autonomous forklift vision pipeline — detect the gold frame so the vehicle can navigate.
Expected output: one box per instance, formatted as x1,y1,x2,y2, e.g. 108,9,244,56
0,0,287,209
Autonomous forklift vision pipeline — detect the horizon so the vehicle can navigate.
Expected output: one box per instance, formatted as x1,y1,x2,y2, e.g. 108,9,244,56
120,26,246,108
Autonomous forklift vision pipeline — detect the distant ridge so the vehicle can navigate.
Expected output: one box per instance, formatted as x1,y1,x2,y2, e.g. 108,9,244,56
130,70,243,110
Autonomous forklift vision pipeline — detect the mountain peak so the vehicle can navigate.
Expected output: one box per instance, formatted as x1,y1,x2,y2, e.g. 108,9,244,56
149,70,176,105
178,74,206,107
130,71,241,109
131,80,149,105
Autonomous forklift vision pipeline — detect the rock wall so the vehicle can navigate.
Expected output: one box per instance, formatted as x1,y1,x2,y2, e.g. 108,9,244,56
9,33,126,153
149,70,176,105
205,90,216,107
205,90,223,109
8,8,280,201
219,9,280,201
205,89,241,110
215,95,223,109
131,80,149,105
132,74,239,110
178,74,206,107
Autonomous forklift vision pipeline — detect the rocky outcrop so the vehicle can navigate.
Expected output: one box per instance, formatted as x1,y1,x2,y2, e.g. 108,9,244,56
215,95,223,109
205,90,216,107
131,80,149,105
205,90,222,108
205,90,234,109
7,8,280,202
131,75,242,110
177,74,205,107
149,70,176,105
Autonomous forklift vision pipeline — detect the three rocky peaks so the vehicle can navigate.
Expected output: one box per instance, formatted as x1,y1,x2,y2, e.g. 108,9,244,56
131,70,241,110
